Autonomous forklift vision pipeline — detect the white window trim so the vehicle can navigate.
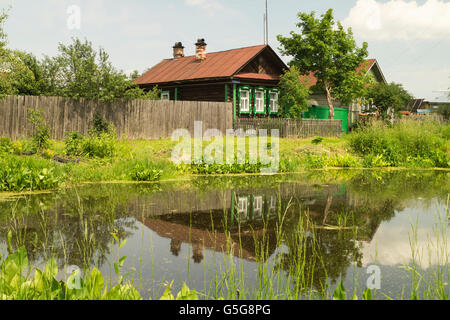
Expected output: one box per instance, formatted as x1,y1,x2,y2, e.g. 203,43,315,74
255,90,265,113
270,92,279,113
161,91,170,101
238,197,249,219
269,196,277,213
240,89,250,113
254,196,263,217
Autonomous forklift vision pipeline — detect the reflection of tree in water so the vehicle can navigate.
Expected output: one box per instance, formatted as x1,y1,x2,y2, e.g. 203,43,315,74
0,184,144,271
273,197,398,295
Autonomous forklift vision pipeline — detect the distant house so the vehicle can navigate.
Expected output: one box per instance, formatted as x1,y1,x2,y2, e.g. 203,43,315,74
135,39,288,120
407,99,427,113
302,59,387,124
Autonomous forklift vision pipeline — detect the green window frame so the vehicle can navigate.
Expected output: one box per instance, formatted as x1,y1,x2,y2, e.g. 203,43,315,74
238,86,252,115
161,91,170,101
254,87,266,115
268,88,280,114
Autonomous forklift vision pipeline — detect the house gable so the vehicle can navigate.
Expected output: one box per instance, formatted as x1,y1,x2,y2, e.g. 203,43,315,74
235,46,288,77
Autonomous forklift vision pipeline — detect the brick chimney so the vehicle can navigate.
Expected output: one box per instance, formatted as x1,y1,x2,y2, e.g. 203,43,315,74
173,42,185,59
195,38,207,61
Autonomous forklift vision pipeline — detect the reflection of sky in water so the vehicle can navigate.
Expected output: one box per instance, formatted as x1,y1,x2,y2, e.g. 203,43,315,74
360,199,448,269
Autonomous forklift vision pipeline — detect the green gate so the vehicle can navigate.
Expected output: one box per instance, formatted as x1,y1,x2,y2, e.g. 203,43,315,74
302,106,349,133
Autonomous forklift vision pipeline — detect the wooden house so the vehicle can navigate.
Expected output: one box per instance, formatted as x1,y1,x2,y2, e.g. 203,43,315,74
135,39,387,127
135,39,288,119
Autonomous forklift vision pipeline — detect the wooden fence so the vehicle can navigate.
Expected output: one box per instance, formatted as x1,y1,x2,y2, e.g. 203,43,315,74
0,95,233,140
235,117,343,138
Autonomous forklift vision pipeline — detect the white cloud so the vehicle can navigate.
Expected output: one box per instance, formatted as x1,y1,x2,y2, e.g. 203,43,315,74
343,0,450,40
184,0,223,16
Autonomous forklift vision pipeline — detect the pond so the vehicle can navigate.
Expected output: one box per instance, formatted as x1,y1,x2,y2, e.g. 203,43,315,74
0,169,449,300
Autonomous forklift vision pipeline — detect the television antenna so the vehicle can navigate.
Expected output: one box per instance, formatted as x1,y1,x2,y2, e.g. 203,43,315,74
263,0,269,45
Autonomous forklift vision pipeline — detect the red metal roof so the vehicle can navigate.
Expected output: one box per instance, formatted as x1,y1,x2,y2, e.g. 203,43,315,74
135,45,268,85
234,73,280,81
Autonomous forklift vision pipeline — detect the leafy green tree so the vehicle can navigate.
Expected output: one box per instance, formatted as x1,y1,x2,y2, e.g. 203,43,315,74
366,82,413,117
436,103,449,120
40,38,160,102
9,50,48,95
0,8,7,50
278,67,311,118
0,9,52,97
277,9,369,119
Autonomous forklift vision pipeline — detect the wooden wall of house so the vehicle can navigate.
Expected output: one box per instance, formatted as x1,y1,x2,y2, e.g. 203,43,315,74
178,84,226,102
239,50,283,75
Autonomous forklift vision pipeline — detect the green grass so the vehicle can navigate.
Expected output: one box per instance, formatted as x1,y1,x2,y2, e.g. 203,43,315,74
1,118,449,192
347,119,450,168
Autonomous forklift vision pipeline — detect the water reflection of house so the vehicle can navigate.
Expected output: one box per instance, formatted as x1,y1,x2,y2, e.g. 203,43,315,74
132,181,386,264
138,214,279,263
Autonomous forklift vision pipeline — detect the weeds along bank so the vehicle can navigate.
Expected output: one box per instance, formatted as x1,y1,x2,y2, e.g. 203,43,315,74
1,117,449,192
347,119,450,168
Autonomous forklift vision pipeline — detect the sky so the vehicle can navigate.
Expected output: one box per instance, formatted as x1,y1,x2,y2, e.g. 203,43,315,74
0,0,449,101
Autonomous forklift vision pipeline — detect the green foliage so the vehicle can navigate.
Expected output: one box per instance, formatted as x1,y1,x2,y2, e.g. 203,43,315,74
65,116,117,158
348,119,450,168
130,161,163,182
278,67,311,118
311,137,324,145
436,103,450,120
277,9,369,117
0,136,12,153
64,131,85,157
27,109,51,152
91,113,114,136
366,82,414,117
304,153,361,169
160,281,199,300
0,247,199,300
39,38,159,102
1,11,48,97
0,156,64,191
178,160,267,175
332,282,374,300
332,282,347,300
66,132,117,159
0,8,7,50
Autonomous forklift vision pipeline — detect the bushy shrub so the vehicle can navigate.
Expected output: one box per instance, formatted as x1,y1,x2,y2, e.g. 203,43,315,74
0,156,65,191
130,161,162,182
27,109,51,152
0,137,12,153
326,154,361,168
81,133,117,158
64,131,117,159
64,131,85,156
311,137,324,145
91,113,114,136
347,119,450,168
